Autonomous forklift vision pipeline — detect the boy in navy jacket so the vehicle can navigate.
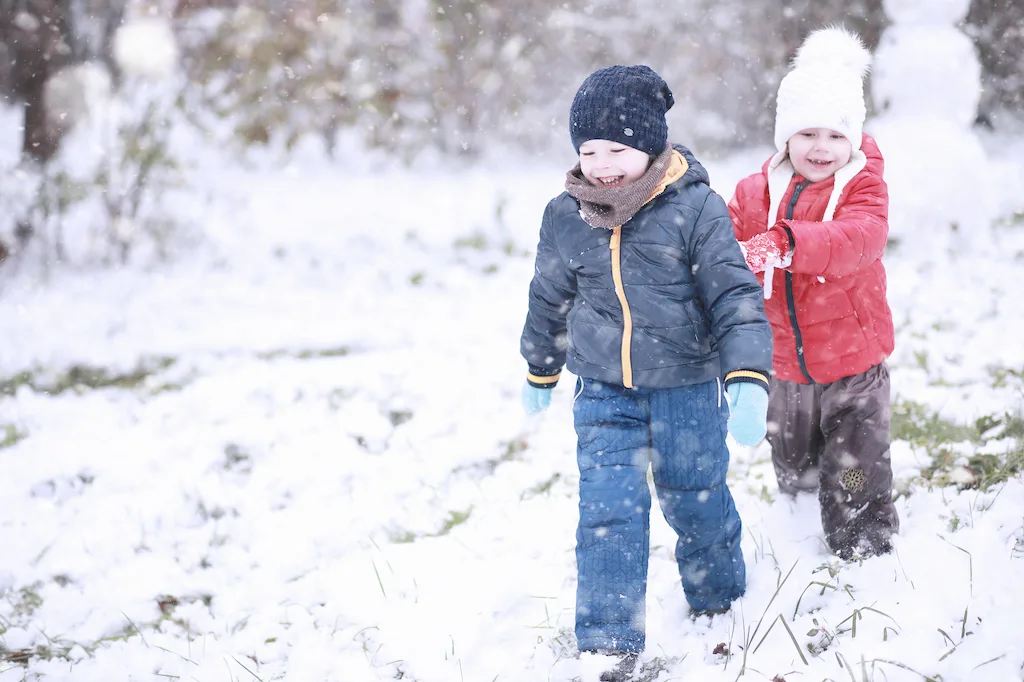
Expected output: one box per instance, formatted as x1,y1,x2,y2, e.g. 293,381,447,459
520,65,772,680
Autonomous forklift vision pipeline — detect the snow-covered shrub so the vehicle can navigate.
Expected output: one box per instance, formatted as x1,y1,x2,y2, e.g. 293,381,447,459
93,79,187,262
175,1,395,154
172,0,888,160
0,17,189,269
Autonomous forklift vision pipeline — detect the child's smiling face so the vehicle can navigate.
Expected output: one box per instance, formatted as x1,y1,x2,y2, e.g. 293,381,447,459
787,128,853,182
579,140,652,188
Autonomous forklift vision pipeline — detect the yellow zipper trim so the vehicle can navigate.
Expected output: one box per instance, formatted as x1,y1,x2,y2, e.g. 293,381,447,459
610,226,634,388
606,150,689,390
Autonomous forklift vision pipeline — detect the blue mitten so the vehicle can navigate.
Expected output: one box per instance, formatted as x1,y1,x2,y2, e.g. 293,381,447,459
522,382,553,415
726,383,769,446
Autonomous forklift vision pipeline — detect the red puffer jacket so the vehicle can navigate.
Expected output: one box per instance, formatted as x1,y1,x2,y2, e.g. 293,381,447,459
728,134,894,384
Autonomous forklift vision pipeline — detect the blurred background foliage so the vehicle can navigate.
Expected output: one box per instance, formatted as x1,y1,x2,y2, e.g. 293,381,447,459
1,0,1021,162
0,0,1020,267
171,0,888,158
170,0,1021,158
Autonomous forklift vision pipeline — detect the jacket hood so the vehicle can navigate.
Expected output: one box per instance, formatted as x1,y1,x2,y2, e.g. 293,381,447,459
670,144,711,190
642,144,713,212
762,133,883,225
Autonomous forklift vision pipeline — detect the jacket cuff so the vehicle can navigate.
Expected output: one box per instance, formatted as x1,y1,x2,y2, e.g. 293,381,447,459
772,223,795,250
776,220,831,273
724,370,770,392
771,224,795,265
527,365,561,389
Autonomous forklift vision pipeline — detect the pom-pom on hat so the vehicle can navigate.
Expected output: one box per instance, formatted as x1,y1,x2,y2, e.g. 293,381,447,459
774,27,872,152
569,65,674,157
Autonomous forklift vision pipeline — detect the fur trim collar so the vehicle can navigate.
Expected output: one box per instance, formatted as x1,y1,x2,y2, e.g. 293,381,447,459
766,149,868,227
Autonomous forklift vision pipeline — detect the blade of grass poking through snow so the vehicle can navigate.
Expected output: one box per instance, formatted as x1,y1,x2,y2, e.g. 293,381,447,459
121,611,148,647
736,560,799,678
836,605,899,640
960,606,969,639
937,628,956,648
985,479,1010,509
752,614,809,666
858,606,898,627
893,545,914,588
937,534,974,597
778,617,808,666
937,628,959,662
972,654,1006,671
834,652,856,682
746,527,763,562
154,644,197,665
369,536,398,574
231,655,264,681
871,658,943,681
749,560,799,644
734,625,750,678
353,625,379,643
793,580,837,620
723,611,738,671
858,605,898,625
371,559,387,598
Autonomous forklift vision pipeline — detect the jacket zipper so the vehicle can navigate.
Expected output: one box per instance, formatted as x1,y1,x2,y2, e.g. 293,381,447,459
609,226,634,388
784,180,814,384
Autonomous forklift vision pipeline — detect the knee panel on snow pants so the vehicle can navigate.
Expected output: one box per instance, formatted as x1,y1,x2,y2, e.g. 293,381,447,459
766,363,900,558
572,378,745,653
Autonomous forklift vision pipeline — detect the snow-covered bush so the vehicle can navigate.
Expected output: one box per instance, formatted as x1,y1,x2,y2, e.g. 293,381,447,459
0,16,189,269
172,0,889,160
175,1,394,154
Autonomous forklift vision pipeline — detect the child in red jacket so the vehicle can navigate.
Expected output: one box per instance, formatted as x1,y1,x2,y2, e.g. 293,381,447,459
728,27,899,559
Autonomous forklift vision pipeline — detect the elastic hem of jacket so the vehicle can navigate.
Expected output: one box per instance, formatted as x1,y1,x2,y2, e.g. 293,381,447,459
723,370,770,391
775,223,796,250
527,367,560,389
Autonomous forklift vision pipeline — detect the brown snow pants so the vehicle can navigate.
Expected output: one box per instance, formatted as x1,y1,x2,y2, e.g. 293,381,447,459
767,363,899,558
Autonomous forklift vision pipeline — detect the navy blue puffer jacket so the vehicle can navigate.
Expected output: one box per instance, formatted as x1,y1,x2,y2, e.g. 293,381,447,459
521,145,772,390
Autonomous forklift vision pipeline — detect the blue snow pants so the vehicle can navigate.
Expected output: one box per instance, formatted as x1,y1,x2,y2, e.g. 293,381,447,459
572,378,745,653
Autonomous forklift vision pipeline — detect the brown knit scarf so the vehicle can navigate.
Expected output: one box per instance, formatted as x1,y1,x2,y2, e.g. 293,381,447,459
564,145,675,229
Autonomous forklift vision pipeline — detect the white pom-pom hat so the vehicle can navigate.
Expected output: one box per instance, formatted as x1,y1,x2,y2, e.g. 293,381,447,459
774,27,872,152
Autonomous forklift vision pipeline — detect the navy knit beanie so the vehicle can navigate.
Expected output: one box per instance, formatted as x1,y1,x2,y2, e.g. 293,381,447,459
569,65,674,157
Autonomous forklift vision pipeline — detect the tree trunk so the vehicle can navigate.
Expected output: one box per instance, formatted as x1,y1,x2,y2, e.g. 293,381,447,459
1,0,74,163
965,0,1024,123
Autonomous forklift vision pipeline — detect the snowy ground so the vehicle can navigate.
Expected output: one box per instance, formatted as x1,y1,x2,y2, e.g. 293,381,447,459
1,137,1024,682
